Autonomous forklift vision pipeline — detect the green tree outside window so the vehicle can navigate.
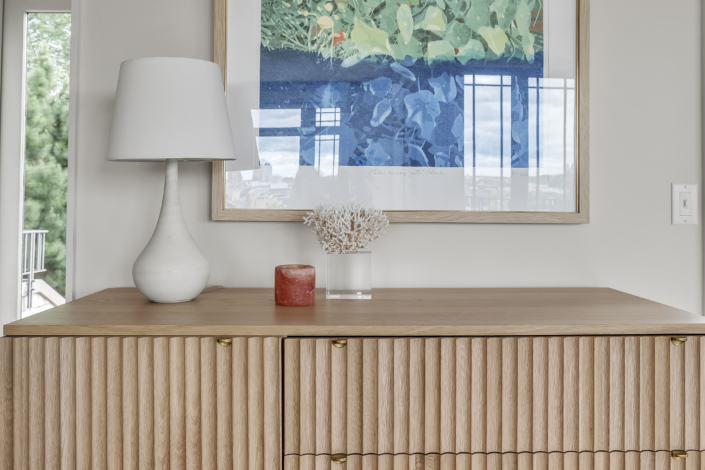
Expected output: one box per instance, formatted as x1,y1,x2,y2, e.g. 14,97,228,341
24,13,71,296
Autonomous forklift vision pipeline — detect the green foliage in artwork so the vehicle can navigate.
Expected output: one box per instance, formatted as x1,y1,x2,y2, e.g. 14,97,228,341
24,13,71,296
261,0,543,66
456,38,485,64
425,39,458,65
478,25,508,55
465,0,489,32
489,0,516,30
415,6,447,32
397,4,414,44
351,16,391,53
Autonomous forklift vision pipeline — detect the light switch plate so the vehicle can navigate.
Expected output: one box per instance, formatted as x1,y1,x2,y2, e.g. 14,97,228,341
672,183,699,225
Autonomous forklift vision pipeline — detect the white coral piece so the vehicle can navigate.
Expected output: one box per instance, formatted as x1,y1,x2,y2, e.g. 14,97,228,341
304,202,389,254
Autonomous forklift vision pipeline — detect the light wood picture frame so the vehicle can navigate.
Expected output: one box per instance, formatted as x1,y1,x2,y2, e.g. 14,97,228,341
212,0,589,223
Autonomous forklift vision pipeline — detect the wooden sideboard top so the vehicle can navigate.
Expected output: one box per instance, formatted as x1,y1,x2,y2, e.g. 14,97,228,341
4,287,704,336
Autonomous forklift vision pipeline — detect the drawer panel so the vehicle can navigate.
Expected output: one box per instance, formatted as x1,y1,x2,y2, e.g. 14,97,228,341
284,452,703,470
0,336,281,470
282,336,704,455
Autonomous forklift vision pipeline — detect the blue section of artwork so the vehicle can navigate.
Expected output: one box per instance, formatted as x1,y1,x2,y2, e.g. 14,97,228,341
259,47,543,168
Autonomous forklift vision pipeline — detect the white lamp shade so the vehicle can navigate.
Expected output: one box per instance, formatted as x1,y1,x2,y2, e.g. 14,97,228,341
107,57,236,162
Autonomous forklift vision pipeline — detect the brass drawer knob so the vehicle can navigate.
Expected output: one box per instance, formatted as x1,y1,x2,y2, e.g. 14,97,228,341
671,451,688,460
331,454,347,464
671,337,687,346
217,338,232,347
332,339,347,348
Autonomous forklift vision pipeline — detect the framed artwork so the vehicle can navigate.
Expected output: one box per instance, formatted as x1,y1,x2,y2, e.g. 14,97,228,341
212,0,588,223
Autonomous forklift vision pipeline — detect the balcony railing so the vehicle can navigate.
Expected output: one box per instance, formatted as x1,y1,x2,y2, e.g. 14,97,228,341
22,230,48,309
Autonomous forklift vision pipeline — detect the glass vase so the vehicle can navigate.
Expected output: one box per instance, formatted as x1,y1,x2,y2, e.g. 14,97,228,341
326,250,371,299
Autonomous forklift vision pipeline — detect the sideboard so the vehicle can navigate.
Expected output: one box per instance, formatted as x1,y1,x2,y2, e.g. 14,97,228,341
2,287,705,470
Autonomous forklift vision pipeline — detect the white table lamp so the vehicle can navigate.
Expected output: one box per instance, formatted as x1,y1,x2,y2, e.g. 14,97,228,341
107,57,236,303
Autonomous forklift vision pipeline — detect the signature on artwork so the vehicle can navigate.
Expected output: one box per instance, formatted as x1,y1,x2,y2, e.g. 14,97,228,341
368,168,447,180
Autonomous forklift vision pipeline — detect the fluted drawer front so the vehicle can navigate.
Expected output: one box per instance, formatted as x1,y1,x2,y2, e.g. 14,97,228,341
284,452,704,470
283,337,704,455
0,336,281,470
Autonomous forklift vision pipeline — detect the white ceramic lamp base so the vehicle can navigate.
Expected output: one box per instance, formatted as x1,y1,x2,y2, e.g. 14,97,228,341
132,160,210,303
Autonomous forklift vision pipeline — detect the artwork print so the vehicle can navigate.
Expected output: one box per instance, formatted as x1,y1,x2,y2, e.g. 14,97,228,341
226,0,578,213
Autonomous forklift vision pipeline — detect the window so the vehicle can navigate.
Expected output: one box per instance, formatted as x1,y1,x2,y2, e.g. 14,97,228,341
0,5,71,322
20,13,71,316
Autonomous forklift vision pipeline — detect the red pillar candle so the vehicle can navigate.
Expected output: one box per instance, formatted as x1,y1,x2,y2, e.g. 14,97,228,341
274,265,316,306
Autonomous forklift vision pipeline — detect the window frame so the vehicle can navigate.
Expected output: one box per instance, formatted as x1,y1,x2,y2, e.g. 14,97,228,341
0,0,72,324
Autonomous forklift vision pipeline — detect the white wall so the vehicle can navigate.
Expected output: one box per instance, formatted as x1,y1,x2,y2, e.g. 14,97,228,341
70,0,703,314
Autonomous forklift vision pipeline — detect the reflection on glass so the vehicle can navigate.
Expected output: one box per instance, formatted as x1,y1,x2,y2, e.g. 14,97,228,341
251,109,301,128
459,75,577,212
464,75,512,211
527,78,577,212
225,136,299,209
315,108,341,127
315,135,339,177
226,76,577,212
256,136,300,178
